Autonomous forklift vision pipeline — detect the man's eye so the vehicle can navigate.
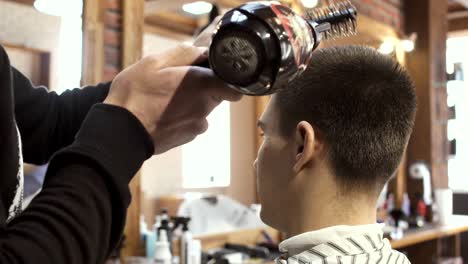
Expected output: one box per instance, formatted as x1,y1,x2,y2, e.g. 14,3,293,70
259,132,265,137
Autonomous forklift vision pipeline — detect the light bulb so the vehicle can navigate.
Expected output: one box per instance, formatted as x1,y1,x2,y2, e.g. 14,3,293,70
447,63,455,75
401,39,415,52
182,1,213,15
378,41,394,55
302,0,319,8
34,0,82,16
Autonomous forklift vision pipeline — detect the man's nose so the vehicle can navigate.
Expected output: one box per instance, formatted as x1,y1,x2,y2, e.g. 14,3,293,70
253,159,258,170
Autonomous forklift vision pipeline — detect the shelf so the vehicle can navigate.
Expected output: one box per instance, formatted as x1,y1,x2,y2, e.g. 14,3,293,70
390,215,468,249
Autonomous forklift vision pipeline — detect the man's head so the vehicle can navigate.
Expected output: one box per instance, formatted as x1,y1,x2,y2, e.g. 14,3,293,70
254,45,417,232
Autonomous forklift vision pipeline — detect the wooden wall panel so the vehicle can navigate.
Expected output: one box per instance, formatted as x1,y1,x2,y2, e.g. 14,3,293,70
449,17,468,33
83,0,125,85
121,0,146,260
82,0,146,259
82,0,105,85
3,44,51,88
405,0,449,197
122,0,144,68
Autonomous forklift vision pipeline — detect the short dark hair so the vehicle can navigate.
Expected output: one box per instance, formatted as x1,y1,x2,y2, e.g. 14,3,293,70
276,45,417,192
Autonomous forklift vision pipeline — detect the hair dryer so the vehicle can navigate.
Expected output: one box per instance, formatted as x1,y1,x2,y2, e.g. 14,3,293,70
199,1,357,95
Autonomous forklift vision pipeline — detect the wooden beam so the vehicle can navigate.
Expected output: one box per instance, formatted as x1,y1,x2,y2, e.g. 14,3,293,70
448,10,468,20
449,2,467,13
452,0,468,8
4,0,35,6
449,16,468,32
82,0,105,85
1,42,50,54
122,0,146,260
144,24,192,40
405,0,449,193
145,12,198,35
123,0,144,67
216,0,249,8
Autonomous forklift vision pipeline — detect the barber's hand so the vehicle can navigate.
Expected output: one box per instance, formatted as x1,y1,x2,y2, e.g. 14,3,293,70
104,44,242,155
193,16,221,47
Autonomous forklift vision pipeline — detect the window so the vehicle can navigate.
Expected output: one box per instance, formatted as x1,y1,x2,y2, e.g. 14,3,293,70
447,36,468,191
35,0,83,92
182,102,231,188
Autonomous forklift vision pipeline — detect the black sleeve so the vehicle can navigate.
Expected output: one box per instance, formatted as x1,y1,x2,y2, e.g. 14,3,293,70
12,67,111,165
0,104,154,264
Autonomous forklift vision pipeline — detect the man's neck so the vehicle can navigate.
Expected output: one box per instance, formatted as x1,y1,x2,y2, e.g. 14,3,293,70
285,194,378,237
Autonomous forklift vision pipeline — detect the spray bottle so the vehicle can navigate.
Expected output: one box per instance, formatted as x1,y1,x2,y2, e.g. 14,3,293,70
154,229,172,264
179,218,192,264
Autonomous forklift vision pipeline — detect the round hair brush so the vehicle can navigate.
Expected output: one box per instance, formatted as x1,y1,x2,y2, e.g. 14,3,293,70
307,1,357,40
200,1,357,95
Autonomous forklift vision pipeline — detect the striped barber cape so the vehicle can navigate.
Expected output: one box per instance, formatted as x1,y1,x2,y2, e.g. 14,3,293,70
276,224,410,264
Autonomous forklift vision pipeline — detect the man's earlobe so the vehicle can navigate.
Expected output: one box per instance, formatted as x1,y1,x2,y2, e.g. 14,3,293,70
293,121,316,174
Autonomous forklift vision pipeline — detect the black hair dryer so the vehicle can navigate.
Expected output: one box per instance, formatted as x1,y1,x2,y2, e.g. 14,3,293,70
202,1,357,95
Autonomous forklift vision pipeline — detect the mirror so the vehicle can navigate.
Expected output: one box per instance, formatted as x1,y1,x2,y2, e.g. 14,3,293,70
140,0,259,234
138,0,408,236
447,37,468,191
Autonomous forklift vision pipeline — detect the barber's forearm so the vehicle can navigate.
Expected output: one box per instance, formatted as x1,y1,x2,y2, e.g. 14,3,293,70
1,160,115,264
0,104,154,263
48,103,154,218
13,67,111,164
60,103,155,188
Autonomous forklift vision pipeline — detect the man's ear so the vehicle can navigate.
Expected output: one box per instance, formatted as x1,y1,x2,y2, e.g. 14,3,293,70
293,121,317,174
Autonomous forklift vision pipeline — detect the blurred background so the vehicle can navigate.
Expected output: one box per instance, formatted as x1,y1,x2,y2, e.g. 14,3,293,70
0,0,467,263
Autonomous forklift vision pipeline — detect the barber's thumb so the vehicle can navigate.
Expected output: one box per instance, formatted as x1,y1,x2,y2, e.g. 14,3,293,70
159,44,208,68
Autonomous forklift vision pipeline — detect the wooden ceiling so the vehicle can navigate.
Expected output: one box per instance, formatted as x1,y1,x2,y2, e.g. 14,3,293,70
144,0,299,36
448,0,468,12
3,0,35,6
448,0,468,32
145,0,468,36
3,0,466,34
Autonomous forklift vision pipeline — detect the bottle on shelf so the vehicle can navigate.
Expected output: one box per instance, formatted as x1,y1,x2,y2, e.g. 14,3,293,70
154,229,172,264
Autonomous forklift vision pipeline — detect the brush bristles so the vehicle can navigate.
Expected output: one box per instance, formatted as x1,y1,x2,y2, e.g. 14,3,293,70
325,18,357,40
307,1,357,40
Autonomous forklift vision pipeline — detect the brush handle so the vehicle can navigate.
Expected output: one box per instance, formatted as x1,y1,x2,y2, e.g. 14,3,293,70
307,1,357,40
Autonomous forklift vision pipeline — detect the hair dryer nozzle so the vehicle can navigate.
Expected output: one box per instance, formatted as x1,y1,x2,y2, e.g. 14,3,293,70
204,1,358,95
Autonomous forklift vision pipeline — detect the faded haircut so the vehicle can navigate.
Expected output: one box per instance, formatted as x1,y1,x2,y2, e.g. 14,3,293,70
276,45,417,192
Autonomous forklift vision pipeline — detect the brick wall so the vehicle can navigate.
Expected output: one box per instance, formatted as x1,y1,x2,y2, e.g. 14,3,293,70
351,0,404,33
103,0,123,81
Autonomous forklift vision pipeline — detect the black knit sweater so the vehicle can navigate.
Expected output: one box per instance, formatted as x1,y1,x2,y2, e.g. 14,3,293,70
0,44,153,263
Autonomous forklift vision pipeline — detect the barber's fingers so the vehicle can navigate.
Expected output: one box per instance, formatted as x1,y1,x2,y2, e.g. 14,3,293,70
144,44,208,69
193,16,222,47
158,65,242,103
186,66,243,102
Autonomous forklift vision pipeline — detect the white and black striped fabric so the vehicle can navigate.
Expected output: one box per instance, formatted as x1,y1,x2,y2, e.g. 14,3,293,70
276,225,410,264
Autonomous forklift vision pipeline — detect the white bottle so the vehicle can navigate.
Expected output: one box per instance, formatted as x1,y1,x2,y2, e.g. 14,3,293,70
180,226,192,264
189,240,202,264
154,229,172,264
